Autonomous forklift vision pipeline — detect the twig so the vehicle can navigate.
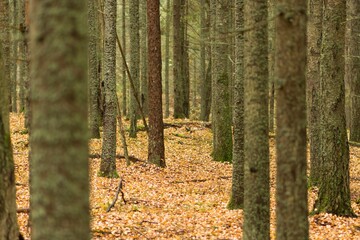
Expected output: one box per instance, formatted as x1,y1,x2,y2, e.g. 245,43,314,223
170,176,232,184
106,178,126,212
89,153,147,164
17,208,30,213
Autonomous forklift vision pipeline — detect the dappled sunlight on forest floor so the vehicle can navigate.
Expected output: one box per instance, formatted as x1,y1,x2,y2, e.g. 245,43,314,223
11,113,360,239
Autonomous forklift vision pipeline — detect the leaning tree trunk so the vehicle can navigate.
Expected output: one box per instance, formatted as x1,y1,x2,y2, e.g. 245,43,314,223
29,0,91,238
275,0,309,239
348,0,360,142
314,0,354,217
243,0,270,239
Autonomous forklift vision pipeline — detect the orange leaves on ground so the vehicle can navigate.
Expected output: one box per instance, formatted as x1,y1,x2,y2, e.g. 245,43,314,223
10,113,360,239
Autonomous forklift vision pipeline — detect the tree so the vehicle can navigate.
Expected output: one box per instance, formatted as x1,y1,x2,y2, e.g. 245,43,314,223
275,0,308,239
307,0,322,186
173,0,189,119
129,0,140,137
100,0,118,178
348,0,360,142
0,42,20,240
164,0,171,118
211,0,232,163
9,0,18,113
227,0,244,210
140,0,148,116
243,0,269,239
18,0,27,113
88,0,101,138
199,0,211,122
147,0,165,167
313,0,354,217
29,0,90,238
121,0,127,116
268,0,275,133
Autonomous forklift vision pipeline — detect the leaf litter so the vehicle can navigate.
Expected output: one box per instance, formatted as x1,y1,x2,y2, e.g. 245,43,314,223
10,113,360,239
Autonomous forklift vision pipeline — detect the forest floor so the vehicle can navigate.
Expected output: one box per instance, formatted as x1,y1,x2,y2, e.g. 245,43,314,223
11,113,360,239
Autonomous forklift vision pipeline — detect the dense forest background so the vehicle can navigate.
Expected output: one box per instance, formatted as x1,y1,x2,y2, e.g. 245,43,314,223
1,0,360,239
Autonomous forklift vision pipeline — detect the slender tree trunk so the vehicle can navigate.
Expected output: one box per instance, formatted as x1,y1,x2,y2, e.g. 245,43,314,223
18,0,27,113
275,1,309,239
212,0,232,163
348,0,360,142
314,0,354,217
268,0,275,133
147,0,165,168
129,0,140,137
243,0,269,239
307,0,322,186
164,0,171,118
0,41,20,240
89,0,101,138
9,1,18,113
121,0,127,116
140,0,148,116
29,0,90,238
100,0,118,178
228,0,244,210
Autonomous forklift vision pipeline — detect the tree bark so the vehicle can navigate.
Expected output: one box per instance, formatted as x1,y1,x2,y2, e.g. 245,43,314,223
348,0,360,142
211,0,233,163
243,0,269,239
100,0,118,178
307,0,322,187
140,0,148,116
314,0,354,217
228,0,244,210
29,0,91,238
275,1,309,239
164,0,171,118
147,0,166,168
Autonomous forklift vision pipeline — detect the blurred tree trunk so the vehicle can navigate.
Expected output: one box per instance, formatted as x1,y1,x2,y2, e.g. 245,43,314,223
18,0,27,113
29,0,91,238
0,41,20,240
243,0,269,239
164,0,171,118
268,0,275,133
228,0,244,210
129,0,140,137
173,0,189,119
212,0,232,163
314,0,354,217
199,0,211,122
147,0,165,167
89,0,101,138
347,0,360,142
100,0,118,178
121,0,127,116
307,0,322,186
275,0,309,239
9,1,18,113
140,0,148,116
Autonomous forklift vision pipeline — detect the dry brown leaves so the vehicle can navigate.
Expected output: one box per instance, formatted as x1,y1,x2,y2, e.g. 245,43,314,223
10,114,360,239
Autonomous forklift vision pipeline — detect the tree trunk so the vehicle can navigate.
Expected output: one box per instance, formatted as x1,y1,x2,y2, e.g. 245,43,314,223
121,0,127,116
268,0,275,133
314,0,354,217
348,0,360,142
199,0,211,122
275,1,309,239
147,0,166,168
100,0,118,178
9,1,18,113
18,0,27,113
164,0,171,118
307,0,322,186
228,0,244,210
29,1,91,238
140,0,148,116
0,41,20,240
129,0,140,137
88,0,101,138
243,0,269,239
211,0,232,163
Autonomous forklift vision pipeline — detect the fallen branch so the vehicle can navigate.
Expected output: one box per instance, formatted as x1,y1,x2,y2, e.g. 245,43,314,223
106,178,126,212
89,153,147,164
170,176,232,184
17,208,30,213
